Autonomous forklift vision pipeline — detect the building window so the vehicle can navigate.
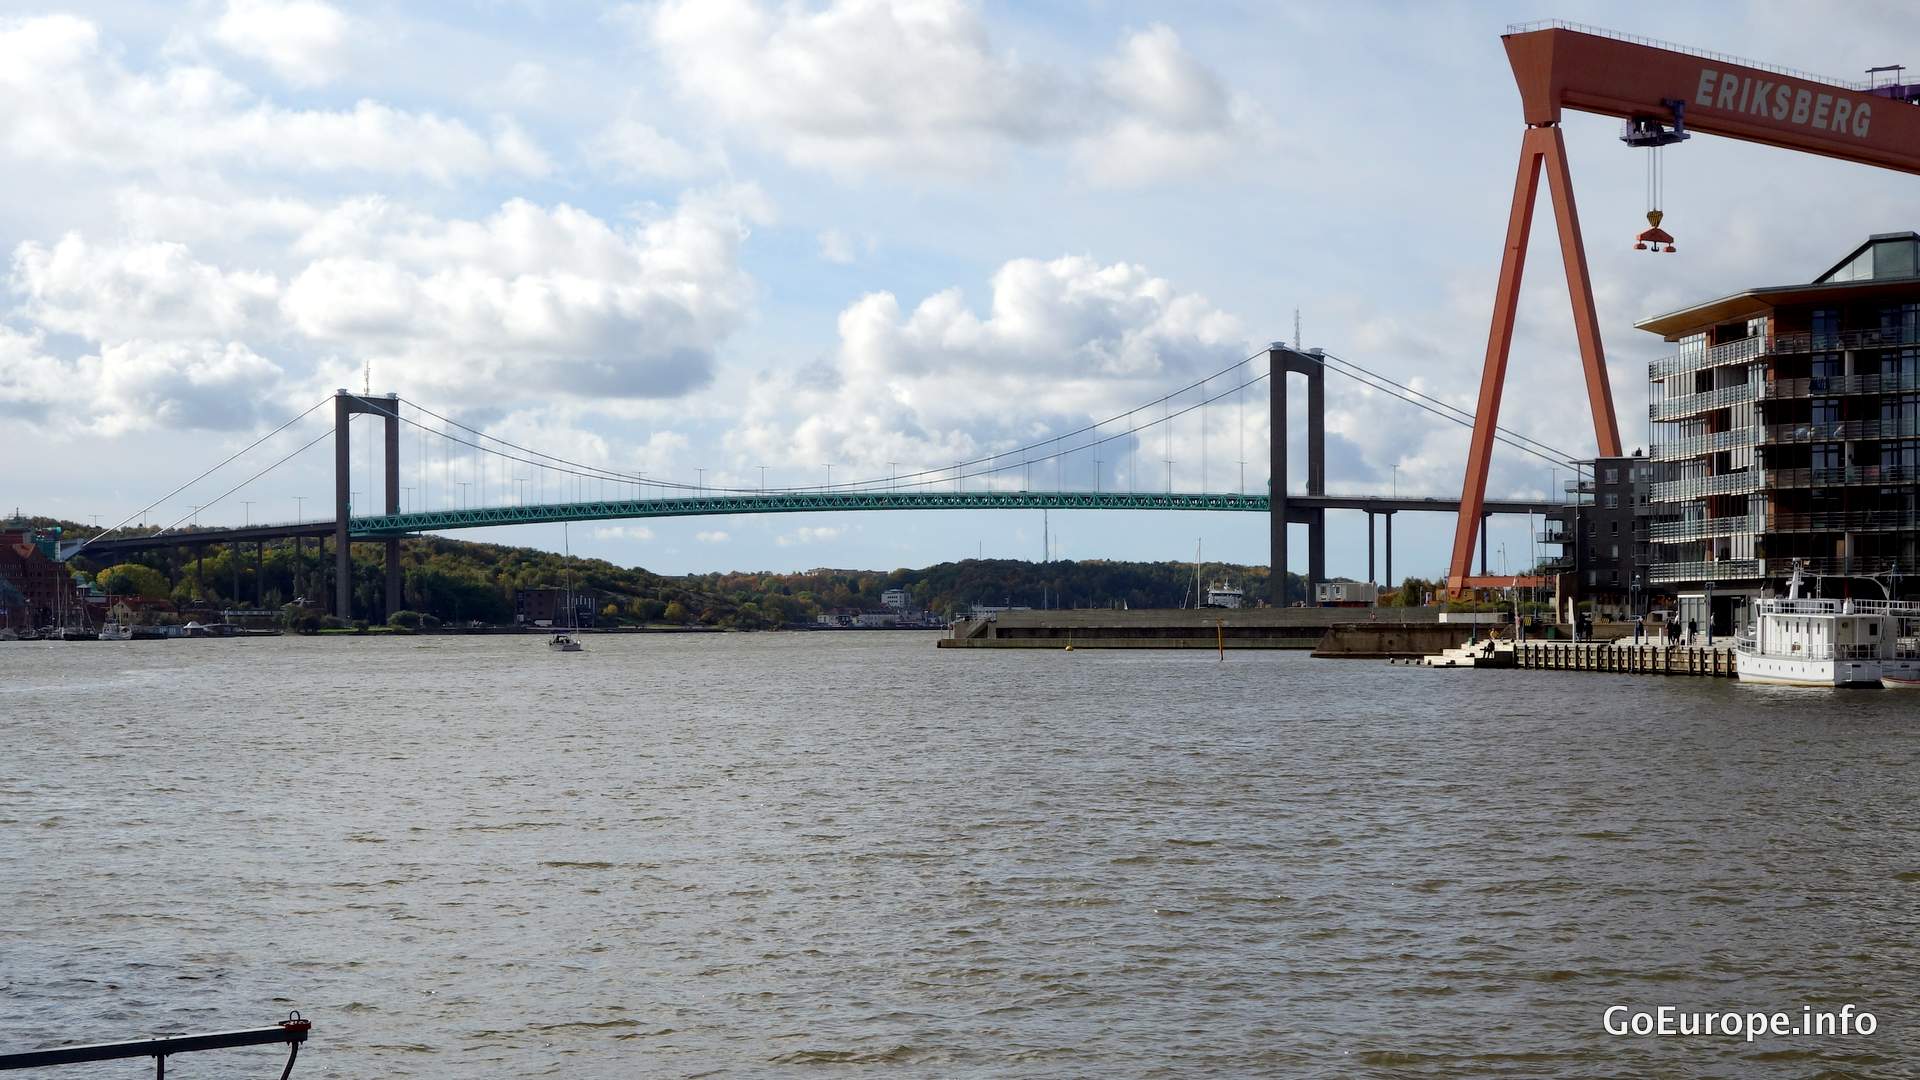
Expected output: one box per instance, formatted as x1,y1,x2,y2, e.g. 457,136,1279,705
1610,521,1620,534
1813,352,1843,380
1604,467,1619,484
1610,544,1620,559
1813,308,1841,347
1813,398,1842,425
1603,493,1619,509
1883,393,1920,426
1884,303,1920,342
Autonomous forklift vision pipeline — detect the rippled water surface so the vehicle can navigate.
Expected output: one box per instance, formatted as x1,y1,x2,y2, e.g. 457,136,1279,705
4,633,1919,1077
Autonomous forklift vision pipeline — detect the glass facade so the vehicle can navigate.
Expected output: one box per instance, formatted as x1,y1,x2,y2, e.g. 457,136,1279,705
1646,234,1920,614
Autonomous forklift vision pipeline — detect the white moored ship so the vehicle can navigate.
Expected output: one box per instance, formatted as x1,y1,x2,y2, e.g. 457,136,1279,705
1735,565,1899,688
1881,609,1920,689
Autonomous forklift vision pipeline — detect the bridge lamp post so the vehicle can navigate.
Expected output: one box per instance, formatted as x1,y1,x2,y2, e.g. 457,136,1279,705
402,487,413,513
457,482,469,509
761,465,769,494
823,463,833,491
294,496,304,524
697,468,706,496
516,478,529,505
242,501,254,527
887,462,896,493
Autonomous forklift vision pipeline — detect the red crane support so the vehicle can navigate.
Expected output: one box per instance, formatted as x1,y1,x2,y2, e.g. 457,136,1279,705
1448,23,1920,594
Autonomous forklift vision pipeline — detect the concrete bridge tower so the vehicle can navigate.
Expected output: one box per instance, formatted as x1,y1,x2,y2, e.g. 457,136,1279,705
332,390,403,621
1268,344,1326,606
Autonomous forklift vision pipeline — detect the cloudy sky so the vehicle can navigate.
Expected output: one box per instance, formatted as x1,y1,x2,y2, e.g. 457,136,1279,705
5,0,1918,581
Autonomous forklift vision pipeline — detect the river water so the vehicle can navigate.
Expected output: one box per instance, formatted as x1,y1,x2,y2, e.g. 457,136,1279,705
2,633,1917,1078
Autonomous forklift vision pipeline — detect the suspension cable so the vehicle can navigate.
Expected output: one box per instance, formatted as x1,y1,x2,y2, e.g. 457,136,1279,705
68,398,331,556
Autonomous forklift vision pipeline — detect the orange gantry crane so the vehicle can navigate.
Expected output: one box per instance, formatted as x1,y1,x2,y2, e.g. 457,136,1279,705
1448,21,1920,595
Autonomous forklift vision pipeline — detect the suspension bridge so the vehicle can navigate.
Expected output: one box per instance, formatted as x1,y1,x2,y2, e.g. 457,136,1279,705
60,344,1582,620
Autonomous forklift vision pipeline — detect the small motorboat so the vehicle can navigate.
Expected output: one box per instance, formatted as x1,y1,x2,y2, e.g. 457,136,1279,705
548,633,583,653
98,620,133,641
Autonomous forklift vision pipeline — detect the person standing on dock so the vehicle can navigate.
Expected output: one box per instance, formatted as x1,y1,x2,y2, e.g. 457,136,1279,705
1633,615,1644,645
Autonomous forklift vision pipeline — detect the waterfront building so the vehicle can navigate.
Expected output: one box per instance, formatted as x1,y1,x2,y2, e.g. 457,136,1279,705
1543,453,1656,618
881,588,911,611
514,586,596,628
0,520,77,631
1638,231,1920,635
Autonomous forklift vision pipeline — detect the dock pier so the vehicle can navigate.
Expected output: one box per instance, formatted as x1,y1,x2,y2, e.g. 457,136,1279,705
1422,640,1736,677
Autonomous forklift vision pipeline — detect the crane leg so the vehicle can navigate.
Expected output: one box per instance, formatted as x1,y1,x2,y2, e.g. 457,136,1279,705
1449,127,1547,595
1542,124,1623,458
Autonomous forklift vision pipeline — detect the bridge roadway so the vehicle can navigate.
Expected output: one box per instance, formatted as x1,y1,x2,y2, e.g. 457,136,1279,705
62,489,1560,560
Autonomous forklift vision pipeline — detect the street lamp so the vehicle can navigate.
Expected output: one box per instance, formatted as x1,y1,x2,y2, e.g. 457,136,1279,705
294,496,305,524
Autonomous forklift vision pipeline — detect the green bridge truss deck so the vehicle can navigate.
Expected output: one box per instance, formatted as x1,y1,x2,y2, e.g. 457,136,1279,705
348,489,1271,536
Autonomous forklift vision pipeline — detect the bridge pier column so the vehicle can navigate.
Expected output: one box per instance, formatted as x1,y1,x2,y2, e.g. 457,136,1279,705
1385,512,1393,592
384,397,401,621
1269,349,1287,605
334,392,352,619
1367,511,1375,583
1306,363,1324,497
1307,508,1325,604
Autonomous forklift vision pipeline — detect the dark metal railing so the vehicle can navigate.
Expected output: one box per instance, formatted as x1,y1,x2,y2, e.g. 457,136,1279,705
0,1014,310,1078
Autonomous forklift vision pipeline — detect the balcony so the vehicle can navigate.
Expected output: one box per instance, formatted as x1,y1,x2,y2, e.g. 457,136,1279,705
1650,470,1763,502
1649,426,1760,461
1649,512,1765,543
1767,510,1920,533
1649,333,1768,380
1761,370,1920,400
1647,558,1764,584
1649,381,1759,421
1765,464,1920,489
1766,325,1920,356
1537,529,1570,544
1763,417,1920,444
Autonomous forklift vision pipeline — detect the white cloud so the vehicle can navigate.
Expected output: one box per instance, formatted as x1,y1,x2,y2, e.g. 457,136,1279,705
586,117,711,180
0,14,545,181
212,0,350,87
695,529,729,543
593,525,655,541
817,229,856,264
728,254,1249,483
12,233,280,343
279,187,768,402
776,525,842,546
5,186,766,434
0,324,284,435
641,0,1269,183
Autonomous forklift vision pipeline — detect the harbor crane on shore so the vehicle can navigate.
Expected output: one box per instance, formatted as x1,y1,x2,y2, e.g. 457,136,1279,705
1448,20,1920,596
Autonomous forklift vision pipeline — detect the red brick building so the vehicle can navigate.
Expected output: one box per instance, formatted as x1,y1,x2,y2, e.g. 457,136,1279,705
0,527,73,631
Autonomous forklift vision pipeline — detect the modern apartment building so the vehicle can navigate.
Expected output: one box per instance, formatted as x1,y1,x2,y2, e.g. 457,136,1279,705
1638,231,1920,635
1542,453,1655,618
